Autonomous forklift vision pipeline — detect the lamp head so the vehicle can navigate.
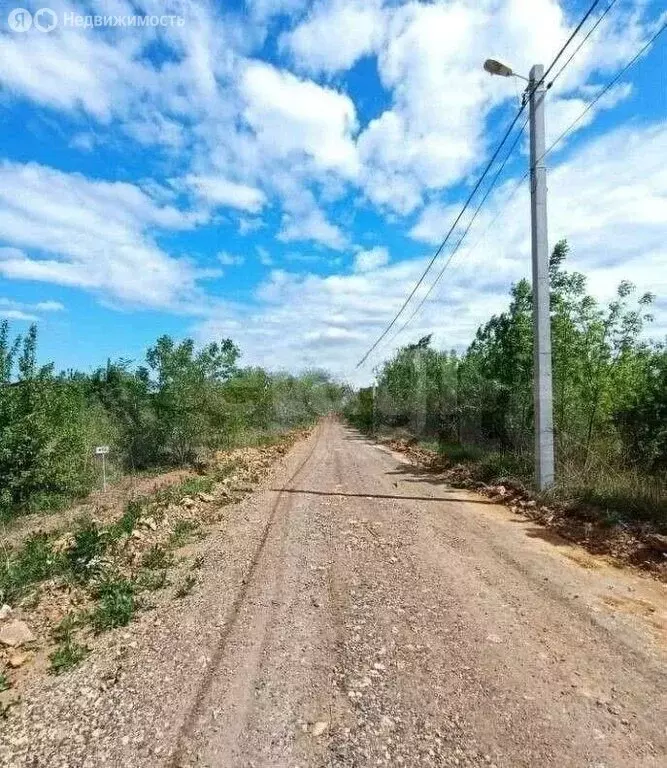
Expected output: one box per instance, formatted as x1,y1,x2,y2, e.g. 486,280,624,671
484,59,514,77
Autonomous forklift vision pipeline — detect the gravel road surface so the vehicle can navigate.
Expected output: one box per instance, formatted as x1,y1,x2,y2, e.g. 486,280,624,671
2,420,665,767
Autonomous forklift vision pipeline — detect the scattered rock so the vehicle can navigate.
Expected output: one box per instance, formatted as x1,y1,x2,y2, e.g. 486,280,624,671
311,720,329,737
8,651,30,668
0,604,13,621
380,715,395,731
0,619,35,648
181,496,196,508
142,516,157,531
198,492,215,503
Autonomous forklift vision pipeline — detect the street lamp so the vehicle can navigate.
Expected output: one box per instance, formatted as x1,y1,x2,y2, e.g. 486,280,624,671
483,57,555,491
483,58,529,80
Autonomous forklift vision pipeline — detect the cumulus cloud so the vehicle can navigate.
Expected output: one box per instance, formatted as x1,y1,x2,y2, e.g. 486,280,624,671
278,208,348,250
240,60,360,179
0,297,65,321
282,0,385,74
0,161,204,309
194,120,667,384
218,252,246,267
186,175,266,213
35,301,66,312
354,246,390,272
0,0,663,369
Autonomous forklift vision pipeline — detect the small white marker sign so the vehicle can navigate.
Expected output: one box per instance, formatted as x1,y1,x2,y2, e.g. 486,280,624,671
95,446,110,456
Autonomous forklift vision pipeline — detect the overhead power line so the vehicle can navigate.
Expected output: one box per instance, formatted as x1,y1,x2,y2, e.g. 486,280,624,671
355,0,608,368
354,102,527,368
545,19,667,154
412,18,667,330
539,0,606,85
389,117,529,344
389,0,631,341
547,0,620,90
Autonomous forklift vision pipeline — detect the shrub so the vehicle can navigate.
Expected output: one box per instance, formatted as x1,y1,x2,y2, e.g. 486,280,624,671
0,533,65,604
67,517,107,581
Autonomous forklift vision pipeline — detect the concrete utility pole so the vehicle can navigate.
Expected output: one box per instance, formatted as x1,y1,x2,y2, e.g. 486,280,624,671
528,64,555,489
371,382,377,433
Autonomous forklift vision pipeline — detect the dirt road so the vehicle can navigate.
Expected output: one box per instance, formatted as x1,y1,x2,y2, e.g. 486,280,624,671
3,420,666,767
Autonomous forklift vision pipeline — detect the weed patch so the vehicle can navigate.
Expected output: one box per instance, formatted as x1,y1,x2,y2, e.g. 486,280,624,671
108,498,145,539
136,569,169,592
0,672,9,692
49,639,88,674
175,574,197,598
177,476,214,498
90,573,135,633
141,544,172,570
168,519,201,549
68,517,107,581
0,533,66,605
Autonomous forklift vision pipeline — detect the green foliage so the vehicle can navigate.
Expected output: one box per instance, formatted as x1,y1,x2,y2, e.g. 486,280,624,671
49,612,89,674
68,517,107,581
109,498,144,539
177,475,215,498
51,612,84,643
0,672,9,692
0,532,66,605
350,241,665,523
136,568,169,592
168,519,201,549
90,573,135,632
0,323,94,517
0,324,345,521
49,639,89,674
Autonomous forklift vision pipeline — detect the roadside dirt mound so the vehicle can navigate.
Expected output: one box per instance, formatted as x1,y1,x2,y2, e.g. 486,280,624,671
382,437,667,582
0,429,312,707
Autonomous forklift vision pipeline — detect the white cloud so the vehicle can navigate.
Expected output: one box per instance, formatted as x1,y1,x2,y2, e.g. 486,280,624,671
0,309,39,322
282,0,385,74
186,175,266,213
0,0,663,370
240,60,360,179
0,161,204,309
238,217,264,235
546,83,633,150
278,207,348,250
35,301,66,312
356,0,653,213
218,252,246,267
0,0,655,243
69,133,96,153
194,120,667,384
354,246,390,272
247,0,309,22
0,297,65,321
257,246,273,266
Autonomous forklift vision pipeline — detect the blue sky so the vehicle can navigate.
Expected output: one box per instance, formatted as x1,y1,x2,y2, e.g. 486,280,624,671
0,0,665,384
